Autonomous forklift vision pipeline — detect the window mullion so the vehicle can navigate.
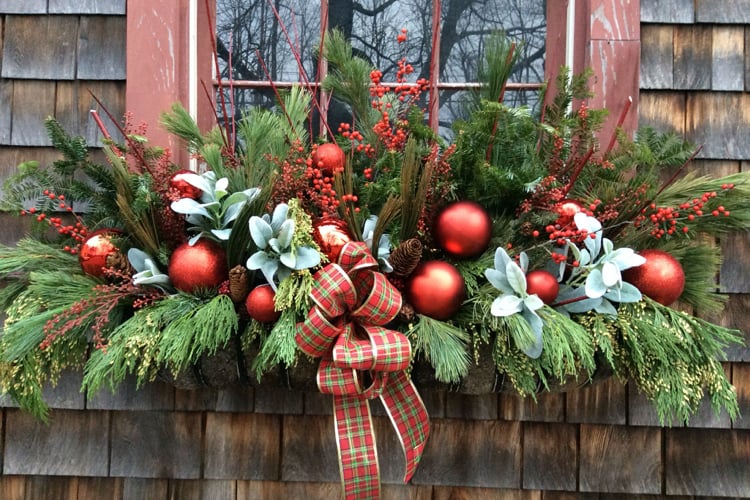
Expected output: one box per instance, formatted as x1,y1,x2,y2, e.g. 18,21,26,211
427,0,442,132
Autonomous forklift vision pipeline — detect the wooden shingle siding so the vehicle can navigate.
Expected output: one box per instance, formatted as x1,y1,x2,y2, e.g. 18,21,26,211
674,26,713,89
666,428,750,497
578,424,662,494
687,92,750,159
1,16,78,80
10,81,56,146
640,25,673,89
77,16,127,80
712,26,745,91
640,0,694,24
521,422,577,491
109,411,202,478
0,1,48,15
3,409,109,476
696,0,750,24
49,0,127,15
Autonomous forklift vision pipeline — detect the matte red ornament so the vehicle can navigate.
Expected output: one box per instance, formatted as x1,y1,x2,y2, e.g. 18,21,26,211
406,260,466,320
525,269,559,304
169,169,203,200
168,239,228,293
554,199,584,227
312,217,354,262
434,201,492,258
79,229,120,278
313,143,346,177
622,249,685,306
245,284,280,323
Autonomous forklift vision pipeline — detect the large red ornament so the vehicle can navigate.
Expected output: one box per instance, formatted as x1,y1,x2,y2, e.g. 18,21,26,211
169,169,203,200
526,270,559,304
311,217,354,262
622,249,685,306
434,201,492,259
79,229,121,278
406,260,466,320
313,143,346,177
245,284,280,323
168,239,228,293
555,199,584,227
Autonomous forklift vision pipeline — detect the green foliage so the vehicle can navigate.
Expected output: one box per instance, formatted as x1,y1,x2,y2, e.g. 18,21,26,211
408,315,471,384
612,299,741,424
251,308,301,380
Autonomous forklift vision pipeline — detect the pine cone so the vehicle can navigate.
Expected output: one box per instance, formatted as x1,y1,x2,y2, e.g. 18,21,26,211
106,250,132,274
390,238,423,277
228,265,250,303
397,302,416,323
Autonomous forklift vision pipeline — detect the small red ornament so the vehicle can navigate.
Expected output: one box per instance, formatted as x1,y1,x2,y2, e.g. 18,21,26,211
245,284,280,323
622,249,685,306
434,201,492,259
79,229,121,278
526,270,559,304
313,143,346,177
555,199,584,227
311,217,354,262
406,260,466,320
168,239,228,293
170,169,203,200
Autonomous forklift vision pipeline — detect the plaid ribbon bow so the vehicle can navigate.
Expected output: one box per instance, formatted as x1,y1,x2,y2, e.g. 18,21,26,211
296,241,430,500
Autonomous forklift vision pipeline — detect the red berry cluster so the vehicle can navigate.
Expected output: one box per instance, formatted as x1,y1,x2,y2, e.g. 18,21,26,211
338,122,374,157
639,185,735,238
20,190,89,254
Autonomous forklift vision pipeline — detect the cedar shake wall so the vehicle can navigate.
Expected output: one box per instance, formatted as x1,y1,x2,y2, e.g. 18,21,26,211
0,1,749,498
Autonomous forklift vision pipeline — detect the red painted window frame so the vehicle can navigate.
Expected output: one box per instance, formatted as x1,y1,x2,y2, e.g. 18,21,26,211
126,0,640,160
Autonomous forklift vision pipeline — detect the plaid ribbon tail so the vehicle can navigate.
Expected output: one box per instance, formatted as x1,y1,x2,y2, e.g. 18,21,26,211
333,394,381,500
380,371,430,482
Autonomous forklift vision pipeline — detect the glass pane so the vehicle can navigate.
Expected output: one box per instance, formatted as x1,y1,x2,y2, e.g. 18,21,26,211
440,0,546,84
215,0,546,130
215,0,321,111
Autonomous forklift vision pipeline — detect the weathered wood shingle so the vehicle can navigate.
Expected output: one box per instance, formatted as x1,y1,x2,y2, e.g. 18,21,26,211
1,16,78,80
77,16,127,80
0,1,47,14
3,409,110,476
640,0,694,23
49,0,127,15
712,26,745,91
204,413,281,480
666,428,750,496
696,0,750,23
522,422,577,491
673,26,713,90
579,424,662,494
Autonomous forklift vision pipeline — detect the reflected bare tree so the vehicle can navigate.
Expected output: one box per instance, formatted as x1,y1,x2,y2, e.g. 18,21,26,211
215,0,546,132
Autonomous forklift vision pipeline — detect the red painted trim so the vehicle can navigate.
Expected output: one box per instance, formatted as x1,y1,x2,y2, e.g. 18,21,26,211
126,0,214,164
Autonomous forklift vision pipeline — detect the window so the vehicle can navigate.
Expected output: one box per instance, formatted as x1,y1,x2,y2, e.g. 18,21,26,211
125,1,641,149
213,0,548,137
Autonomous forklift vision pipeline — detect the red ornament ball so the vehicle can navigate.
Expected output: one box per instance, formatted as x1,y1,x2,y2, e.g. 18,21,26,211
434,201,493,259
622,249,685,306
313,143,346,177
555,199,584,227
79,229,121,278
526,270,560,304
245,284,281,323
169,169,203,200
168,239,228,293
311,217,354,262
407,261,466,320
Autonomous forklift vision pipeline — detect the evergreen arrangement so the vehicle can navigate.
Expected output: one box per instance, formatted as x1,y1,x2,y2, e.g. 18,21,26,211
0,31,746,428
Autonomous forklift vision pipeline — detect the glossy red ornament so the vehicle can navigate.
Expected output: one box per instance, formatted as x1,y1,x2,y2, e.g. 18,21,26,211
313,143,346,177
169,169,203,199
168,239,228,293
525,270,559,304
406,261,466,320
622,249,685,306
245,284,280,323
554,199,584,227
311,217,354,262
434,201,492,259
79,229,120,278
